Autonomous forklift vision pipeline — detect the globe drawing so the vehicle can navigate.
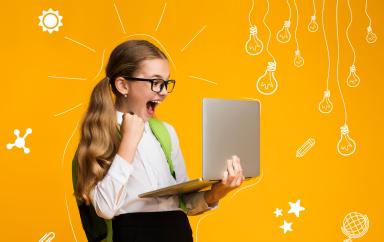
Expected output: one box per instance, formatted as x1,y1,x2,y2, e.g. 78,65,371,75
341,212,369,242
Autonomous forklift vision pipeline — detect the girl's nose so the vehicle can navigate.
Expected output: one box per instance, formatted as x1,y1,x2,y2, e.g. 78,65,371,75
158,85,168,96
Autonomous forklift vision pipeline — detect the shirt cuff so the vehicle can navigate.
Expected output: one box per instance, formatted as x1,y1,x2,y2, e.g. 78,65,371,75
201,191,219,210
184,191,219,215
107,153,134,184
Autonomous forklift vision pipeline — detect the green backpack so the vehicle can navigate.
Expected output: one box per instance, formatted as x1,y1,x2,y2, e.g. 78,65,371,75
72,118,186,242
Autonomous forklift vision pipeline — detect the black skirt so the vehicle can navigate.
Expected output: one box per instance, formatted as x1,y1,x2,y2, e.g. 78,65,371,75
112,210,193,242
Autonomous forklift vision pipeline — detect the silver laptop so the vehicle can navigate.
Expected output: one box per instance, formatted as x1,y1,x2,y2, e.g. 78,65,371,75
138,98,260,198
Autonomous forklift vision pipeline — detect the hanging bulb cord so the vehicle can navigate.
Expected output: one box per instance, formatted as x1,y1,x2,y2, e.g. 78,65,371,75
248,0,254,26
263,0,276,63
346,0,356,65
287,0,292,22
312,0,317,16
293,0,300,51
336,0,348,125
364,0,372,27
322,0,330,91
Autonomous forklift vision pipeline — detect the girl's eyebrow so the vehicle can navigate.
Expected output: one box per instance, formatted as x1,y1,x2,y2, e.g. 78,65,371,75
150,74,170,79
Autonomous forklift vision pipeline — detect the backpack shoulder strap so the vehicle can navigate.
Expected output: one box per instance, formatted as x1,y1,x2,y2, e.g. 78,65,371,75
148,118,175,178
148,118,187,212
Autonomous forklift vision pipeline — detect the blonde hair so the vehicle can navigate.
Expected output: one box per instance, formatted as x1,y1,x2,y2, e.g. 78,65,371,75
75,40,167,204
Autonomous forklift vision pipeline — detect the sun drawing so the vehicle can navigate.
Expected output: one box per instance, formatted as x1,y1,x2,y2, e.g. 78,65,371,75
38,8,63,34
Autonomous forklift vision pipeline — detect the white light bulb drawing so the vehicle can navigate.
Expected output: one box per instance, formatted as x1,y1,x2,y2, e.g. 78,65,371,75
308,0,318,32
308,15,318,32
347,65,360,87
256,61,278,95
245,0,263,56
346,0,361,88
337,125,356,156
366,26,377,43
277,0,292,43
245,25,263,56
294,49,304,67
364,0,377,44
276,20,291,43
318,90,333,114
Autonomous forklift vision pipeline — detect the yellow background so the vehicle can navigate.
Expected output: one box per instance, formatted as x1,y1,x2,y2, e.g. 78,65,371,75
0,0,383,241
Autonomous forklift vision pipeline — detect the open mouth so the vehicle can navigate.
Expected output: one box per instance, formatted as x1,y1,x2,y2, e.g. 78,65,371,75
146,100,161,115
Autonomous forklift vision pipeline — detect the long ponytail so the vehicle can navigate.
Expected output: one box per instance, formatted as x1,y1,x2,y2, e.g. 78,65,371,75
76,77,119,205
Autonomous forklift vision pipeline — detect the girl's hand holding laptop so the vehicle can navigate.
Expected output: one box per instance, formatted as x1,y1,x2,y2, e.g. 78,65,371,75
204,155,245,206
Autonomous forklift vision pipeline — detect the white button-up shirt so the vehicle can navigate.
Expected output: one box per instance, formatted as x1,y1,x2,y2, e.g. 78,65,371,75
90,111,217,219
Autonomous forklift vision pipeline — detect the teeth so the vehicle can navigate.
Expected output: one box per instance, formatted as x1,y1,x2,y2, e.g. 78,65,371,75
151,100,161,104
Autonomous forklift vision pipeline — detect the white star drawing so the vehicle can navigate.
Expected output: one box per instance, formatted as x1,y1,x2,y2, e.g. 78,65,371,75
288,199,305,217
280,220,293,234
274,208,283,217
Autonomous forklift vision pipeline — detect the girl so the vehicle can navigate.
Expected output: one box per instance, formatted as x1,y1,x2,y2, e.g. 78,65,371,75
75,40,245,242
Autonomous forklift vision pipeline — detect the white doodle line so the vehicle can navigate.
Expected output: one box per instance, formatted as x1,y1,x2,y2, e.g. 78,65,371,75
181,25,207,52
230,169,264,201
155,2,167,32
188,75,218,85
364,0,372,27
322,0,330,91
248,0,254,25
64,36,96,53
61,120,79,168
293,0,301,52
263,0,276,62
54,103,82,117
93,49,106,80
346,0,356,65
62,121,80,242
114,2,126,34
47,76,87,80
336,0,348,125
287,0,292,20
65,192,78,242
312,0,317,16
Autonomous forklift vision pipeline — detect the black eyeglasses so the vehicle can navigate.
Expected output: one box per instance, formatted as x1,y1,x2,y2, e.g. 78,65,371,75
122,77,176,93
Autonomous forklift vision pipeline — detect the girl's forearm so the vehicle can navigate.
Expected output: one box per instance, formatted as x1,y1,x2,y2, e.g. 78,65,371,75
204,189,227,206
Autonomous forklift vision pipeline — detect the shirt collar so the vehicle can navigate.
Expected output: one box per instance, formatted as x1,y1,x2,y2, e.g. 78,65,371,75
116,110,150,133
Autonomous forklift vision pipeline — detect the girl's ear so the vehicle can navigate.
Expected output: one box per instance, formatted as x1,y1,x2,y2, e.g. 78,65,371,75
114,77,129,96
